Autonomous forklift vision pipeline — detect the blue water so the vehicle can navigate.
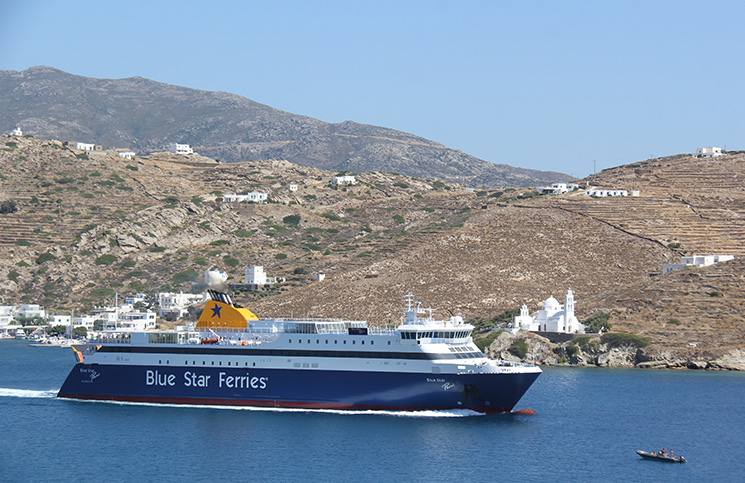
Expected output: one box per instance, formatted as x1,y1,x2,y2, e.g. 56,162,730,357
1,340,744,482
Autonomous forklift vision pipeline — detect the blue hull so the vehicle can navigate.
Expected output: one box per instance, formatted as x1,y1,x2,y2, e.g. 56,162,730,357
58,363,540,414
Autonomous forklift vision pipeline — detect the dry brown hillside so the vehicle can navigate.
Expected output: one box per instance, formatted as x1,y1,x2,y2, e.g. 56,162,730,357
1,137,744,359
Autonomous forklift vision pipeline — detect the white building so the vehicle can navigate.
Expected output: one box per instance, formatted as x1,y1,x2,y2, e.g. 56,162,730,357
222,192,268,203
117,310,157,330
314,273,326,282
16,304,46,319
169,143,193,155
93,305,127,326
695,147,723,158
0,306,15,326
75,142,95,151
245,266,267,286
125,293,147,305
537,183,579,194
10,127,22,136
287,183,299,192
511,289,585,334
330,175,357,186
118,151,136,160
663,254,735,274
158,291,206,318
72,315,97,330
585,187,629,197
49,315,72,327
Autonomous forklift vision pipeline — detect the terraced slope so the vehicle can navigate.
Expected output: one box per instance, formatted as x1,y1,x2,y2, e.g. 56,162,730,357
557,154,745,256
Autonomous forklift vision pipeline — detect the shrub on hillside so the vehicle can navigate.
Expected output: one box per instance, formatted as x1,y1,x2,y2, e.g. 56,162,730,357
508,338,529,359
0,200,18,214
474,330,503,352
95,254,116,265
600,332,650,349
283,215,301,226
583,311,612,333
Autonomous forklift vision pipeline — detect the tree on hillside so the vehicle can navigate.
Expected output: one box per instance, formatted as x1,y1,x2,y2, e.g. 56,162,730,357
0,200,18,214
583,311,611,333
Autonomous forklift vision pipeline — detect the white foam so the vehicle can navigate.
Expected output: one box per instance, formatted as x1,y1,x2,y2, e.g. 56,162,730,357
62,398,485,417
0,387,58,399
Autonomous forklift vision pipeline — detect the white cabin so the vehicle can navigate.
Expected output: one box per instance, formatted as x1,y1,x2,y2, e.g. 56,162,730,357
537,183,578,194
222,192,268,203
585,187,629,197
663,254,735,274
695,147,723,158
75,142,95,151
168,143,193,155
331,175,357,186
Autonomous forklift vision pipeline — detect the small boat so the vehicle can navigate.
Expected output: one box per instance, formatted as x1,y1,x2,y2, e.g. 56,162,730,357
636,450,686,463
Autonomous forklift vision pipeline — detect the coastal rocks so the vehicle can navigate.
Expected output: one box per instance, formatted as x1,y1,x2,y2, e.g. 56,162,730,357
595,348,638,368
484,331,745,371
709,349,745,371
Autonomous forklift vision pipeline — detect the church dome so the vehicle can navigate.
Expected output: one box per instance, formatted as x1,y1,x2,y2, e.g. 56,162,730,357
543,296,561,312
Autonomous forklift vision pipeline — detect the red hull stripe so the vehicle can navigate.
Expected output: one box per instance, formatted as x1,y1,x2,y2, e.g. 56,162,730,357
57,393,511,414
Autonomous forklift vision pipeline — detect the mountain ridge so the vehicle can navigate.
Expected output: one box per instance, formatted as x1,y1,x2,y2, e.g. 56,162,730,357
0,66,572,188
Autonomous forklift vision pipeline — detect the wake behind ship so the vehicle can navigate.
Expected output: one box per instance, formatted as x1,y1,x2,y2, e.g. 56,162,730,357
58,291,541,413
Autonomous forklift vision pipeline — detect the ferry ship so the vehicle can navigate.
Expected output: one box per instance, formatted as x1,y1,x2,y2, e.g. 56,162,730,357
58,291,541,413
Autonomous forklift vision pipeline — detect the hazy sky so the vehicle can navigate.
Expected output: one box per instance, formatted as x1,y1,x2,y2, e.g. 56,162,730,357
1,0,743,177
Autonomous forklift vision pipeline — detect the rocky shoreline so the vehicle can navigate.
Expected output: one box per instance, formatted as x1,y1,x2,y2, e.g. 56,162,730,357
484,331,745,371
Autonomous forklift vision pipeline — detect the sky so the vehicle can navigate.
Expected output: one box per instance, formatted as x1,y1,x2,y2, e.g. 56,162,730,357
1,0,743,178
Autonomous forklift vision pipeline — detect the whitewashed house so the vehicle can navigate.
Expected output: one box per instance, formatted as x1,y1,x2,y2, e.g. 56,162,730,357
511,289,585,334
330,175,357,186
72,315,97,330
663,254,735,274
125,293,147,305
16,304,46,319
585,187,629,197
695,147,723,158
158,291,206,318
243,265,283,290
287,183,299,192
75,142,95,152
10,127,22,136
49,315,72,327
168,143,193,155
117,151,136,160
245,266,267,286
0,306,15,326
222,192,268,203
537,183,579,194
117,310,157,330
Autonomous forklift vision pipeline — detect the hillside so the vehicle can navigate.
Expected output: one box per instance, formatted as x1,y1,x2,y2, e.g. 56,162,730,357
2,136,745,366
0,66,572,189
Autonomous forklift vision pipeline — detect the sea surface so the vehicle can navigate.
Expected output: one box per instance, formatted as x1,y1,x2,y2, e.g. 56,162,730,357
1,339,744,482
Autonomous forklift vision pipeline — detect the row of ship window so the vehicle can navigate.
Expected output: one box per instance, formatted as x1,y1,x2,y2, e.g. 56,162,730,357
104,346,483,360
159,360,260,366
399,331,471,340
287,338,391,345
152,350,483,364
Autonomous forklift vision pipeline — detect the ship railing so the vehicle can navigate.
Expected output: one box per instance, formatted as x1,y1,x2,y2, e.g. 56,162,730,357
89,334,132,344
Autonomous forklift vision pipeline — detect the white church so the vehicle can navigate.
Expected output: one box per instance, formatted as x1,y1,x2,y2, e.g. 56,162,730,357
510,288,585,334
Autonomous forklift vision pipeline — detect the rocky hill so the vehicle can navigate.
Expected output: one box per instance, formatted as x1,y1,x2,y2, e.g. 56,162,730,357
2,136,745,368
0,66,572,189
